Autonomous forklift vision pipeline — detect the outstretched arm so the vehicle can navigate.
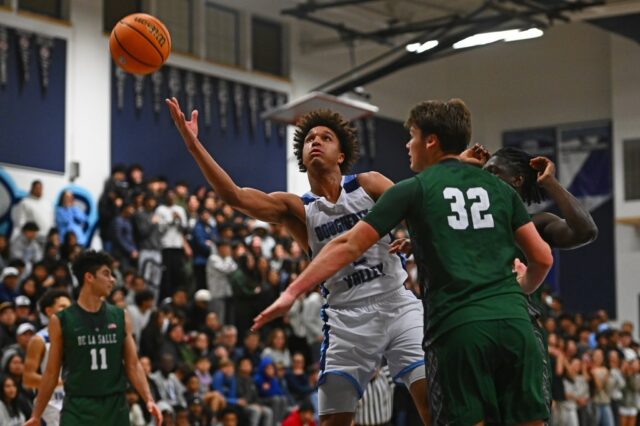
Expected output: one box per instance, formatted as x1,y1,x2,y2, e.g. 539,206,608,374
166,97,300,224
530,157,597,249
24,316,63,426
252,221,380,330
123,311,163,426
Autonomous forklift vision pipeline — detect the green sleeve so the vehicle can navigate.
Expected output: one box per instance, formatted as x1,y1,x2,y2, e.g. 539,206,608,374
511,187,532,230
363,177,419,237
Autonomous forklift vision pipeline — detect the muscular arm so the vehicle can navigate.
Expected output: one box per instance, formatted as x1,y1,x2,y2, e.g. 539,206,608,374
27,316,63,423
358,171,394,200
23,335,46,389
166,97,303,225
252,220,380,330
514,222,553,294
123,311,163,425
530,156,597,249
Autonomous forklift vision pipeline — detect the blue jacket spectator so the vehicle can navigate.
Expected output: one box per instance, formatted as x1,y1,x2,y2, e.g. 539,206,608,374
192,209,218,290
55,190,88,246
192,209,219,266
110,203,138,271
254,357,285,398
211,359,239,405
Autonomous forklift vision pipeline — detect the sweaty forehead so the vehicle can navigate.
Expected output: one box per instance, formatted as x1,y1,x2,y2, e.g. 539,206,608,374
306,125,337,139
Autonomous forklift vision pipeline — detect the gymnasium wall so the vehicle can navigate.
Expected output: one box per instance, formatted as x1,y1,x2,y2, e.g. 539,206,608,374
110,64,288,192
611,35,640,333
0,27,66,173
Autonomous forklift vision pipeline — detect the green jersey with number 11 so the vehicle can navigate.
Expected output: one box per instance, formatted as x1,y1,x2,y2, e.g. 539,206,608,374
363,159,532,346
57,303,126,397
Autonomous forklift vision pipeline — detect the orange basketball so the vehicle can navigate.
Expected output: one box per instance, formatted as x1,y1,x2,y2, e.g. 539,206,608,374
109,13,171,75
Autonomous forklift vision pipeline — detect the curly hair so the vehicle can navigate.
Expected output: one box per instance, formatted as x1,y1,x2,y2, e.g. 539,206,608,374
492,147,545,205
293,109,359,174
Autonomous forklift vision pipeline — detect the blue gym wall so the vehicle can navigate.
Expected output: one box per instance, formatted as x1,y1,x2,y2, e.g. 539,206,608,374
0,27,66,173
110,64,288,192
504,123,616,317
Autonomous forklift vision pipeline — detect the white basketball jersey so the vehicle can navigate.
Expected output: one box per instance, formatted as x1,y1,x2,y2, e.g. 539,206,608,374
36,327,64,411
303,175,407,306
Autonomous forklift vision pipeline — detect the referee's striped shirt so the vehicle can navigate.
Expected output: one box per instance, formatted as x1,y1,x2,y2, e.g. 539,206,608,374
355,366,395,426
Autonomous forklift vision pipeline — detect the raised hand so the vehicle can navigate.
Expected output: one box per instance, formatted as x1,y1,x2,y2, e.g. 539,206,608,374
165,97,199,150
252,291,297,331
460,143,491,167
389,238,412,255
530,156,556,186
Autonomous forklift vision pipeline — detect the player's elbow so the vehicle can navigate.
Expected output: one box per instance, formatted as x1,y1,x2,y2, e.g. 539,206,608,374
22,373,38,389
527,241,553,273
580,224,598,244
537,243,554,270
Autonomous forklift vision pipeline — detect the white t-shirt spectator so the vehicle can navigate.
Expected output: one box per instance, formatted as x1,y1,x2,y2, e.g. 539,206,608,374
155,204,187,249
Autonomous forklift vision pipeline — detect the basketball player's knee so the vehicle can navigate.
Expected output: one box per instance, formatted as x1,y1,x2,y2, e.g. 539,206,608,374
318,374,359,415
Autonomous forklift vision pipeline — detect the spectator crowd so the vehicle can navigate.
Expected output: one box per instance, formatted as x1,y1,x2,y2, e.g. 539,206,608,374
0,164,638,426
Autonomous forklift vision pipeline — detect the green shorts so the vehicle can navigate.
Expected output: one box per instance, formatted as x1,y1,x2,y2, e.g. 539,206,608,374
61,393,130,426
425,319,549,426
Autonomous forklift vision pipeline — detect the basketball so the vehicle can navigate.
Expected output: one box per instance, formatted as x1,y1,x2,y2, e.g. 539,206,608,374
109,13,171,75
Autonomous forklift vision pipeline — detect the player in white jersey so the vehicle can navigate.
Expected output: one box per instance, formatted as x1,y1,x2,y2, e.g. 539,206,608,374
23,289,72,426
167,99,429,426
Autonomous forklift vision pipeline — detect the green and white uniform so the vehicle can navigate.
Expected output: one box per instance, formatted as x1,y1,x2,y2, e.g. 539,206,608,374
57,303,129,426
364,159,549,425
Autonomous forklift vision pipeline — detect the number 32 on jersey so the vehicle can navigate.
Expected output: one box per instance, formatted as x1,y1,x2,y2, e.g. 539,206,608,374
443,187,494,230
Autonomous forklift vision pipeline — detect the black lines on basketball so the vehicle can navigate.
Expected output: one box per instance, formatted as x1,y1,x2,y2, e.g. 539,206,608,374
112,30,157,69
118,19,166,63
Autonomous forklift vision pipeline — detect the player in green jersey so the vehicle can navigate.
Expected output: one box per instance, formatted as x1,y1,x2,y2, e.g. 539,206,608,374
24,251,163,426
482,146,598,414
254,99,554,425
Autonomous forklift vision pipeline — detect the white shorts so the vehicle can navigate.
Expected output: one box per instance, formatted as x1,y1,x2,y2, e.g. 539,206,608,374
37,388,64,426
318,286,425,413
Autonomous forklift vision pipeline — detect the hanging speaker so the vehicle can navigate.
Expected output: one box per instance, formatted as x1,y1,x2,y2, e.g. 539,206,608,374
69,161,80,182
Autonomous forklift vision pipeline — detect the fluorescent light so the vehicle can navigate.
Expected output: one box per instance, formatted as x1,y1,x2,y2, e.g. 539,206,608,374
453,28,543,49
406,40,439,54
504,28,544,42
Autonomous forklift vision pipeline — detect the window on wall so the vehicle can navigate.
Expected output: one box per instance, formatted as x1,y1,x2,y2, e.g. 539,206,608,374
103,0,142,33
156,0,192,53
19,0,70,20
624,139,640,201
204,2,238,66
252,17,285,76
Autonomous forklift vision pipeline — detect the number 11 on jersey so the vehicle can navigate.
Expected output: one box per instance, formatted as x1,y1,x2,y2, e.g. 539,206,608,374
90,347,108,370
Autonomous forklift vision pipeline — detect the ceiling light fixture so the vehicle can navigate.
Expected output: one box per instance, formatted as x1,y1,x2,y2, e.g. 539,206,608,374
453,28,543,49
405,40,439,54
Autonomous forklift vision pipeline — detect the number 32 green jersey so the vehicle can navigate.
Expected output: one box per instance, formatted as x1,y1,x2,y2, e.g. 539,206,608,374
363,159,532,346
57,303,126,397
